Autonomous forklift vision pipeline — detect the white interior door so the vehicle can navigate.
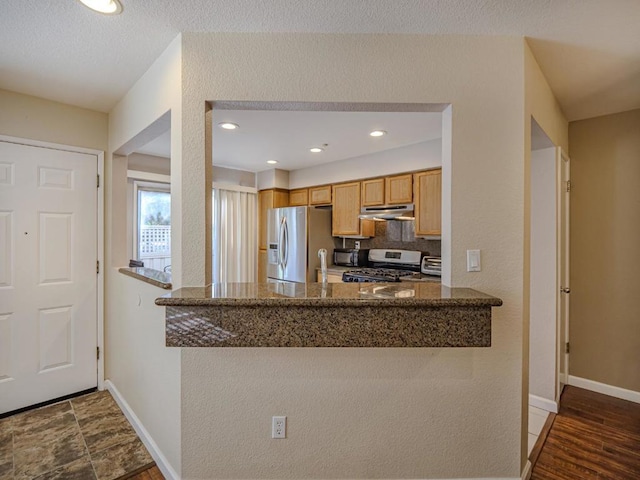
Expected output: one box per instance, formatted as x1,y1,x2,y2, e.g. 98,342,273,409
0,141,98,414
557,148,570,400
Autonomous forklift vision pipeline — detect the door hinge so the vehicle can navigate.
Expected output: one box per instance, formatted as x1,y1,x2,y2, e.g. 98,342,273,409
97,174,100,188
566,180,571,192
97,346,100,360
96,260,100,274
565,342,570,354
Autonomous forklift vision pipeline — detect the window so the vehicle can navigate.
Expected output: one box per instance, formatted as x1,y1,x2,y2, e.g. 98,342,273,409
134,182,171,272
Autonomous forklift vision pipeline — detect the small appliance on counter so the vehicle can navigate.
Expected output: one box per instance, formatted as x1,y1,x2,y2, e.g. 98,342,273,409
333,248,370,267
421,256,442,276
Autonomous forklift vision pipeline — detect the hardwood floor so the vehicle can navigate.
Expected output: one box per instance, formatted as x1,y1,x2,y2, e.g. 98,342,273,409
127,465,164,479
531,386,640,479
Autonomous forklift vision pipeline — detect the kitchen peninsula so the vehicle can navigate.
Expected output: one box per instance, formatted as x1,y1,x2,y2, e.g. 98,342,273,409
156,282,502,348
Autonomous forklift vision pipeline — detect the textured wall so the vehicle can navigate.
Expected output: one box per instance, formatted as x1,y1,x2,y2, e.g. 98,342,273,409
0,89,107,150
106,37,182,476
569,108,640,393
180,32,526,479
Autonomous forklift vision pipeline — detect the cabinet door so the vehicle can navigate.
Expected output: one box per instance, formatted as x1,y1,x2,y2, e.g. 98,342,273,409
309,185,332,205
385,174,413,204
332,182,361,236
258,249,268,282
289,188,308,206
361,178,385,206
414,169,442,236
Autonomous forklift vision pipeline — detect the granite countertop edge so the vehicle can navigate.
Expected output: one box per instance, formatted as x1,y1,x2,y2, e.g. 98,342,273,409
119,267,172,289
155,297,501,307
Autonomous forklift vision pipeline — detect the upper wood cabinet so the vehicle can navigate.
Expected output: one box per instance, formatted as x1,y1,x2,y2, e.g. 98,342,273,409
332,182,375,237
289,188,308,206
361,178,385,206
309,185,332,206
258,189,289,250
385,174,413,204
414,169,442,236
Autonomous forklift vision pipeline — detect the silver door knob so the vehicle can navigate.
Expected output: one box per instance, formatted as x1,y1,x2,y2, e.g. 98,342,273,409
560,287,571,294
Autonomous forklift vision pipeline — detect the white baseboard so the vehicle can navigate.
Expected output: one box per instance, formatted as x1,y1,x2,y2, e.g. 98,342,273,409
105,380,180,480
528,394,558,413
568,375,640,405
521,460,532,480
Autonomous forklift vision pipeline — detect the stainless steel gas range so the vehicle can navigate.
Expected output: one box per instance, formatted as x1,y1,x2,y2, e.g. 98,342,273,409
342,249,424,282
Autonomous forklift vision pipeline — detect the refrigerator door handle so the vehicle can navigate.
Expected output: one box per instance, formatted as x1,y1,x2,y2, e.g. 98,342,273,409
283,216,289,269
277,216,283,267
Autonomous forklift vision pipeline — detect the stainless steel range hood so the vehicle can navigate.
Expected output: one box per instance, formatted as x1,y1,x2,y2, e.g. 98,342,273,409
359,204,415,220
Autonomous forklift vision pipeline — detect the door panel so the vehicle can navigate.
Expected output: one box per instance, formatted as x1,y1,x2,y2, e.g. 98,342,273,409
0,211,12,287
0,141,98,413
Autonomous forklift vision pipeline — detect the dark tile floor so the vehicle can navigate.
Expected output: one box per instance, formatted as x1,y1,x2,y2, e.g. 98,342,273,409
0,391,155,480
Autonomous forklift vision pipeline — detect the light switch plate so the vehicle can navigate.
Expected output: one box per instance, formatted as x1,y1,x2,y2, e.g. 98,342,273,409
467,249,481,272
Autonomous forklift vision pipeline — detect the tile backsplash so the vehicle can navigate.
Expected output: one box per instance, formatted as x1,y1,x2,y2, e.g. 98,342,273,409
334,220,441,256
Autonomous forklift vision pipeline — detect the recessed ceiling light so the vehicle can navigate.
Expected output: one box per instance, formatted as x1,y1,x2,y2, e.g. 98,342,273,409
78,0,123,14
267,160,278,165
369,130,387,137
309,147,324,153
219,122,239,130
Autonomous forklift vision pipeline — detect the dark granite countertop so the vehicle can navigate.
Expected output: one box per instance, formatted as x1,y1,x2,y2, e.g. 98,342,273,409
119,267,172,289
155,282,501,308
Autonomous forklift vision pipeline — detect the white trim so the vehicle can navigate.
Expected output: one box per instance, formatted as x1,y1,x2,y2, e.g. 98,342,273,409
559,371,568,387
212,181,258,194
521,460,532,480
568,375,640,404
105,380,180,480
128,169,171,184
529,394,558,413
96,151,105,390
0,134,105,391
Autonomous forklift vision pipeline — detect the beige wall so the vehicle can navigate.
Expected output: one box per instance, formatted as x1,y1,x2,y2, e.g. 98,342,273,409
179,32,526,479
106,36,182,477
0,89,107,150
569,108,640,393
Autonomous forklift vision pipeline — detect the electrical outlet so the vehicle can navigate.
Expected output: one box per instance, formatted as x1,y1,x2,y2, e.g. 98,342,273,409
354,241,361,250
272,416,286,439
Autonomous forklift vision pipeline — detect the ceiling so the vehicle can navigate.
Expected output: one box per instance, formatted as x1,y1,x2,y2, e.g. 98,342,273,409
1,1,639,122
138,110,443,171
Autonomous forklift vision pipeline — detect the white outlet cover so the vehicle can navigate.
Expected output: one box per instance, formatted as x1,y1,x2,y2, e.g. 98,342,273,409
272,416,286,439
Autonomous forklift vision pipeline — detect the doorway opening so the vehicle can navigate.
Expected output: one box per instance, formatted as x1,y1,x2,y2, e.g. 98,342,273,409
527,117,571,453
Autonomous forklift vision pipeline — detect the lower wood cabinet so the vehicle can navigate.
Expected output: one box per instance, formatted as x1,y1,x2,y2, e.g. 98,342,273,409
414,169,442,236
316,272,344,283
258,249,268,282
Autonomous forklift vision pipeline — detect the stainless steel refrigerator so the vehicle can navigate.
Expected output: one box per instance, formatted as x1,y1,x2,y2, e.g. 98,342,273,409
267,206,333,283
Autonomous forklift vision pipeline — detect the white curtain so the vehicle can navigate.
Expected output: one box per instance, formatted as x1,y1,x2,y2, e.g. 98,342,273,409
212,188,258,283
